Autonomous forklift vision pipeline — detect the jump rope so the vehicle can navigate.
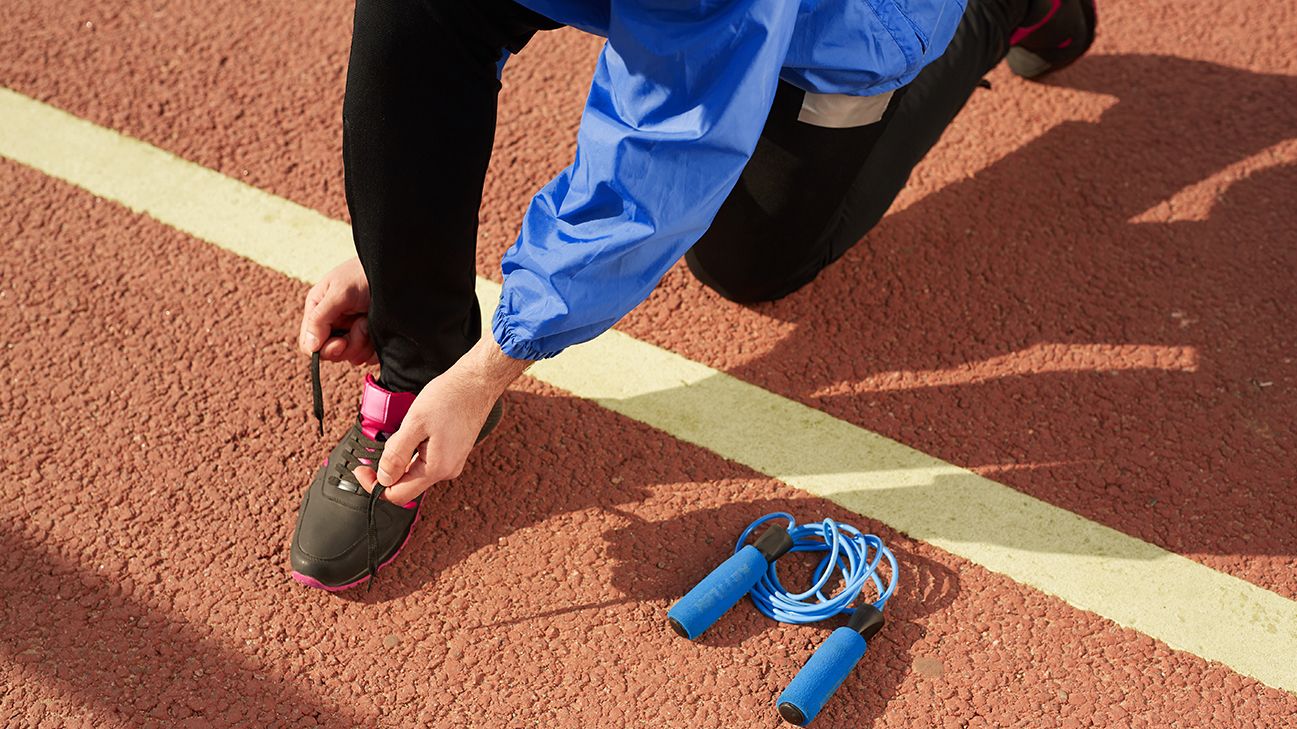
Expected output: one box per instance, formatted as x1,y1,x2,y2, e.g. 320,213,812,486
667,512,897,726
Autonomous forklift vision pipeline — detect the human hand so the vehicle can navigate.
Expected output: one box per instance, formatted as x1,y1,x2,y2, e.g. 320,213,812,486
298,257,375,366
351,338,531,504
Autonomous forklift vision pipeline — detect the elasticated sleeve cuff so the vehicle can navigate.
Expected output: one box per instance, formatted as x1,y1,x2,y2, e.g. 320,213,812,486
490,301,565,362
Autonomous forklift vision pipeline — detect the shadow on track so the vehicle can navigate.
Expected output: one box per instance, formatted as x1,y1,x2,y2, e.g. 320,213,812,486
0,527,360,728
11,52,1292,728
648,53,1297,565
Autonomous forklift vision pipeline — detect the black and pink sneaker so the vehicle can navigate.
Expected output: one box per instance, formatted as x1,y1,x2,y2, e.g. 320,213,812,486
289,370,501,591
1007,0,1097,79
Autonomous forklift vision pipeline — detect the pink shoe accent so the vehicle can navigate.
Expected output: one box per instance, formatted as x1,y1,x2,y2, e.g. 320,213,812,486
358,374,416,440
1057,37,1073,48
1010,0,1061,45
357,375,419,509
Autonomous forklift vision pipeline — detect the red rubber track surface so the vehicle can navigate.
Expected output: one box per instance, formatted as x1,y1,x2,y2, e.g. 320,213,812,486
2,0,1295,725
5,0,1294,596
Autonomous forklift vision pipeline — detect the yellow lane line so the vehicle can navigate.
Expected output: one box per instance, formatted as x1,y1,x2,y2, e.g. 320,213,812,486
3,86,1293,693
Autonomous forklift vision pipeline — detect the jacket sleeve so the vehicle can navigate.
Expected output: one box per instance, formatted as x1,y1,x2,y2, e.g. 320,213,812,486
491,0,799,360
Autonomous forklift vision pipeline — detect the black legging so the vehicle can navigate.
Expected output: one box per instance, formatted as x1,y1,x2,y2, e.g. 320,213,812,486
343,0,1030,393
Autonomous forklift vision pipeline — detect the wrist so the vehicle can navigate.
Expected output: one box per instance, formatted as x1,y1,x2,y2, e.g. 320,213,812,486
456,336,532,395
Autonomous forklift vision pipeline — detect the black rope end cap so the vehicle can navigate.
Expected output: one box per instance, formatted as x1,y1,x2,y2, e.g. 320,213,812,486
777,702,807,726
846,603,886,640
754,524,794,562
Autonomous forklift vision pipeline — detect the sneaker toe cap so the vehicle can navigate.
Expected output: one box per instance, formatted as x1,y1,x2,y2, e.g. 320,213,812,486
288,479,406,588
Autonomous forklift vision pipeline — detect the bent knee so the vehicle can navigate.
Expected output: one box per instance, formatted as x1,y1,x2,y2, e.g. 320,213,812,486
684,249,818,304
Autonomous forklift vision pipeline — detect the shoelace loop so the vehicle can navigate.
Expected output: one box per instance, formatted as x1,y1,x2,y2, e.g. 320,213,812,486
367,484,386,591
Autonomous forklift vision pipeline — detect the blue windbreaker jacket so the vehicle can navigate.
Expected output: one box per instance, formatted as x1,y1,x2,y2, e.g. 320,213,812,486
493,0,966,360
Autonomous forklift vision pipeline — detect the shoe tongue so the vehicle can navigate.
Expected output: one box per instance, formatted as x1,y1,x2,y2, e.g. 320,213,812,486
358,374,416,440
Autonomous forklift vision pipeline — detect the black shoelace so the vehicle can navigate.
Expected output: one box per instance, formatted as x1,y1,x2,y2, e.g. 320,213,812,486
311,350,325,437
312,351,388,590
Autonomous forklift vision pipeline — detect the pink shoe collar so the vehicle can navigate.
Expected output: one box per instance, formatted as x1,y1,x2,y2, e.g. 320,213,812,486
358,374,416,440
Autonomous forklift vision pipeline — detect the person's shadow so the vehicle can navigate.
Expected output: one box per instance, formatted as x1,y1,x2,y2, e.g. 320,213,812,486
653,53,1297,568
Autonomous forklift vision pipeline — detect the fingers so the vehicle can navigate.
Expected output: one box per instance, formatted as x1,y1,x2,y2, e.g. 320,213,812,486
298,258,372,359
375,425,420,487
318,332,350,361
339,316,376,366
352,464,379,492
302,308,373,364
377,465,436,507
368,421,466,505
357,447,440,506
298,280,332,354
316,316,370,361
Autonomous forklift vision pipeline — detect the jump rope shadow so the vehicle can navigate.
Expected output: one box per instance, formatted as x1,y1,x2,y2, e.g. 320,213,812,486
598,503,961,728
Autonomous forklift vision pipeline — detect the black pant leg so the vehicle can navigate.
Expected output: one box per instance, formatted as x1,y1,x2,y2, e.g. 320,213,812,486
685,81,908,303
343,0,556,393
686,0,1030,303
821,0,1030,262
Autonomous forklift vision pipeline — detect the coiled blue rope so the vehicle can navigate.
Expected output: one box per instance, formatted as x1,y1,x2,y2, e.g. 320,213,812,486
738,512,897,624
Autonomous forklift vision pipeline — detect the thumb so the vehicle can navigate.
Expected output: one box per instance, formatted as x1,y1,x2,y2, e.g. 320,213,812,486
376,422,423,487
377,459,435,506
354,461,429,507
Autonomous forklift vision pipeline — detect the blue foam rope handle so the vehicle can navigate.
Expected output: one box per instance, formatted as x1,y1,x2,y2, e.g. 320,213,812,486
776,627,868,725
667,545,768,640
